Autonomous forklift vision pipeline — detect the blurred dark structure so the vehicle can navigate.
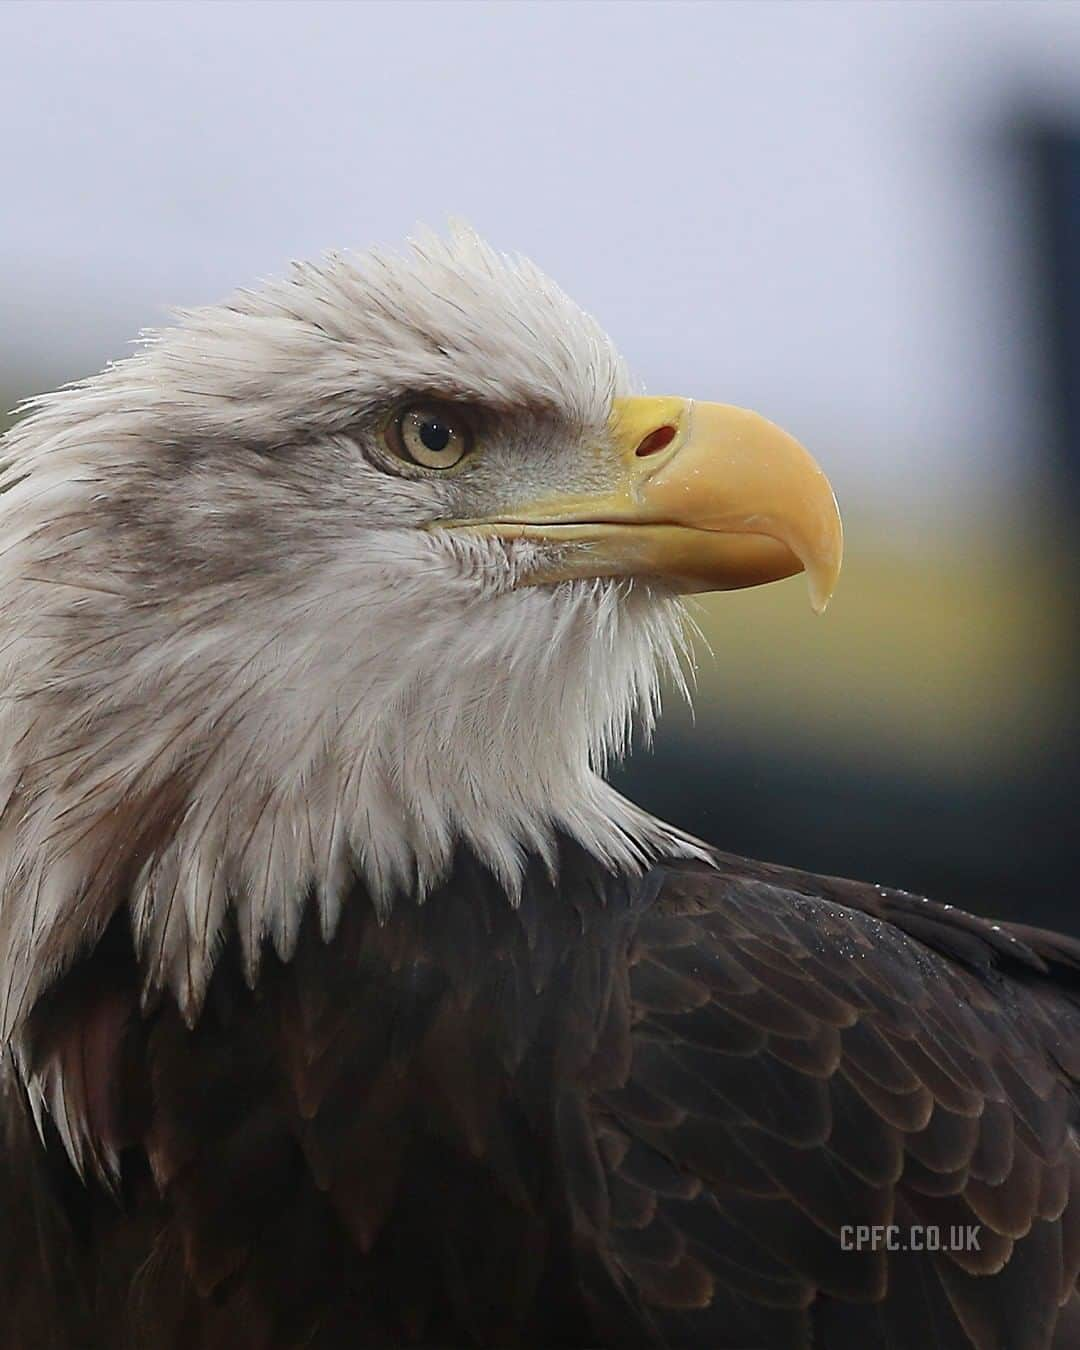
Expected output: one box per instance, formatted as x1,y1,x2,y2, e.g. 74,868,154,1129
1038,126,1080,515
1031,122,1080,933
618,119,1080,934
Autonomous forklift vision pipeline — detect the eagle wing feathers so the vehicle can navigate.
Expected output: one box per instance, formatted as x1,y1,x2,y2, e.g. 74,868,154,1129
585,857,1080,1348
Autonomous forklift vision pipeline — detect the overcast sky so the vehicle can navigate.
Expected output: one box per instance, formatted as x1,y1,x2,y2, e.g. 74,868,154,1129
3,1,1079,525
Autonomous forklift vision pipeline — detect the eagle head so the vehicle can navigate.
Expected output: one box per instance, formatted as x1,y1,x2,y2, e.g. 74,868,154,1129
0,225,840,1033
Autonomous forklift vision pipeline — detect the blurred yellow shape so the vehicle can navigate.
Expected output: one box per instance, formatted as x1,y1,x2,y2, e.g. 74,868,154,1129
676,522,1069,775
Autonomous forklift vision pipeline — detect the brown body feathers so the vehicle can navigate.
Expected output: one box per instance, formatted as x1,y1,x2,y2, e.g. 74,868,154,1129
4,840,1080,1349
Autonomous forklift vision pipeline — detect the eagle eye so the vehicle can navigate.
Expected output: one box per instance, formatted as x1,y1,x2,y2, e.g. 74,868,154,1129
388,402,473,470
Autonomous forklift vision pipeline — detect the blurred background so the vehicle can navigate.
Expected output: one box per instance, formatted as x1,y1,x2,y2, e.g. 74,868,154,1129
2,0,1078,928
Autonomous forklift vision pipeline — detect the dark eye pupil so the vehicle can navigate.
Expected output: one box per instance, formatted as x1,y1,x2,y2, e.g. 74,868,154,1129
419,419,452,453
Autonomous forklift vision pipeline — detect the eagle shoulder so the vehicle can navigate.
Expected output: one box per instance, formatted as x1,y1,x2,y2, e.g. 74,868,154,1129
583,855,1080,1349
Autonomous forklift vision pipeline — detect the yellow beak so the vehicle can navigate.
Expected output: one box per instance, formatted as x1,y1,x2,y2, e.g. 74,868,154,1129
452,396,843,612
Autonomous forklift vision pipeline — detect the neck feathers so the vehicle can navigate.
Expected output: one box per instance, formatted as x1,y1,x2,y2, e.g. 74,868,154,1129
0,555,699,1037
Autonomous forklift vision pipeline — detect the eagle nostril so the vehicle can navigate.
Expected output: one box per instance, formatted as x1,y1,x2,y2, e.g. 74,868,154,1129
634,425,677,458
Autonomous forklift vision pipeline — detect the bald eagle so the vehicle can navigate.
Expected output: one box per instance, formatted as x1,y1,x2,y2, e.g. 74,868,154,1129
0,227,1076,1350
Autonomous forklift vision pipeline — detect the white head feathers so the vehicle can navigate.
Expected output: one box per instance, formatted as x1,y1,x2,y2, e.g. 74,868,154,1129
0,225,700,1039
